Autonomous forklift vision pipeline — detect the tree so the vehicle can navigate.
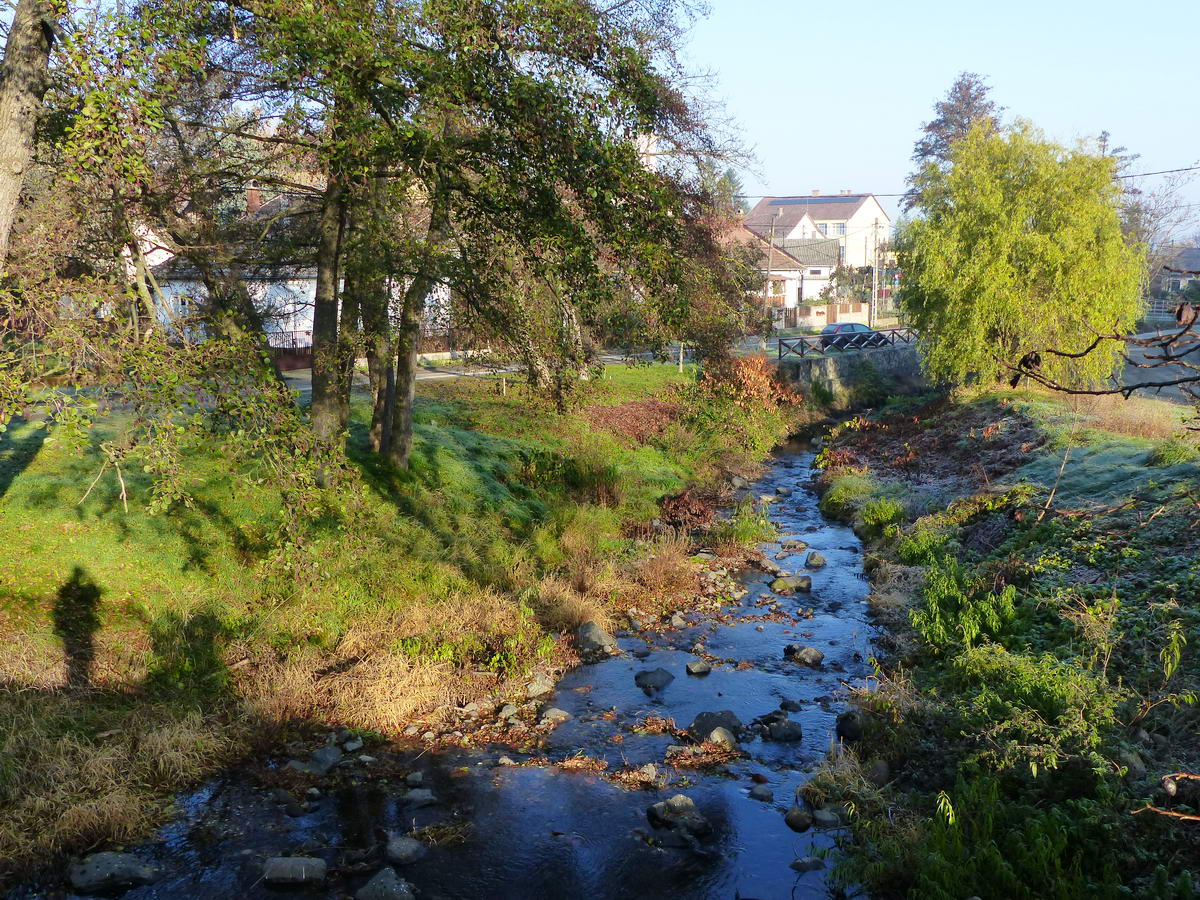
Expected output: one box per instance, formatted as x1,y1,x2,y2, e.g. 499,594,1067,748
0,0,57,269
898,122,1144,388
905,71,1001,209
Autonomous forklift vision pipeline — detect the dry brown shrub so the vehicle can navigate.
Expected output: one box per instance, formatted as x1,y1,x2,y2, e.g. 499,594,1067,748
529,576,610,633
629,533,698,610
584,399,680,443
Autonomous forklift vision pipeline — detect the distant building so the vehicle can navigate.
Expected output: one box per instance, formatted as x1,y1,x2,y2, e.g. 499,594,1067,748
1159,247,1200,296
743,192,891,268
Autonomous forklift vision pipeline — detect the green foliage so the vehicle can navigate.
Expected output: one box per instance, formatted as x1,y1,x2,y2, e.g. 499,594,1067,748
897,526,951,565
861,496,905,533
1149,436,1200,467
819,473,879,518
905,777,1120,900
709,499,776,548
910,554,1016,653
900,122,1144,387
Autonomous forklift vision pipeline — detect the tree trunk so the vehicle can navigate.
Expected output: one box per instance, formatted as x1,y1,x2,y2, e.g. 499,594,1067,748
336,215,358,430
387,187,449,468
362,272,394,453
0,0,54,270
311,177,347,448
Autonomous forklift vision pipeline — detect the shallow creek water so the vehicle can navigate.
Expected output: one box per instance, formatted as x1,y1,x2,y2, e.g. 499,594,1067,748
25,440,879,900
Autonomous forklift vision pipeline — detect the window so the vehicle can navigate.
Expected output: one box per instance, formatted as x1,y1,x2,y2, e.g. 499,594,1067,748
833,223,846,236
809,269,822,276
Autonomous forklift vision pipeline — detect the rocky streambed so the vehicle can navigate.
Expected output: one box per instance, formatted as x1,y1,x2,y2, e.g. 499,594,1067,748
20,440,880,900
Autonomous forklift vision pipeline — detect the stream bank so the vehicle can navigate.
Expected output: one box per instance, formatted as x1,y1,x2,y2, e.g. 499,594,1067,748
17,438,880,900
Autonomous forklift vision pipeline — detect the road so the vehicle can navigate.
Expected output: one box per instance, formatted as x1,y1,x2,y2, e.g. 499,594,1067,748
1122,329,1200,405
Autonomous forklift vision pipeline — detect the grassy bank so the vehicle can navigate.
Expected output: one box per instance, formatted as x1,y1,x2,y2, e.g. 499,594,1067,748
0,360,805,878
809,389,1199,898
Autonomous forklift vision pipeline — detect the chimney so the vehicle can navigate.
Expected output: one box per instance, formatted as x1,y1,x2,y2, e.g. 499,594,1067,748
245,187,263,216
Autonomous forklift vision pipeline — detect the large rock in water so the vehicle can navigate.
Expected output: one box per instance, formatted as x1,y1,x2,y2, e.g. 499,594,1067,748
263,857,327,885
689,710,742,737
805,551,827,569
575,621,617,656
385,835,427,865
356,867,416,900
647,794,712,836
771,575,812,594
634,668,675,693
784,644,824,667
69,852,159,893
768,720,803,742
836,709,867,742
707,727,739,750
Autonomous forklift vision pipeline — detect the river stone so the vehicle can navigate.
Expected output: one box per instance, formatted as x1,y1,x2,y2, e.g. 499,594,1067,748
784,645,824,667
776,486,794,497
541,706,571,724
310,744,344,775
526,673,555,699
836,709,867,742
689,710,742,737
576,621,617,656
779,699,803,712
356,867,416,900
405,771,424,787
784,806,813,832
343,736,364,753
634,668,675,693
707,726,739,750
805,551,827,569
759,557,786,576
780,538,808,551
730,475,749,490
866,759,891,787
771,575,812,594
749,784,774,802
686,660,711,676
790,856,825,872
402,788,437,808
497,756,516,767
647,794,711,836
386,835,427,865
497,703,518,719
669,612,688,628
69,852,159,893
812,808,842,828
263,857,327,885
768,720,803,742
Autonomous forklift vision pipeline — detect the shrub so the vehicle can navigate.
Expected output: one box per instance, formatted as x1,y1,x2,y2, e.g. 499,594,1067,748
897,527,950,565
709,499,775,550
862,496,905,533
910,554,1017,653
819,473,878,519
1149,436,1200,467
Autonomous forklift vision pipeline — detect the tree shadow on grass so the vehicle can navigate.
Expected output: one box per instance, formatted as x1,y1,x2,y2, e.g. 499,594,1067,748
49,567,102,689
0,417,48,502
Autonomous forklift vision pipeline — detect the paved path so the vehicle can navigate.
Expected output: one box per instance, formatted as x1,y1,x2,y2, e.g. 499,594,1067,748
1121,329,1200,405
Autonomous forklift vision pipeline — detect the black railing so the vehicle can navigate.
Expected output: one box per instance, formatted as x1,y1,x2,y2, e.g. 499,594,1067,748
778,327,918,360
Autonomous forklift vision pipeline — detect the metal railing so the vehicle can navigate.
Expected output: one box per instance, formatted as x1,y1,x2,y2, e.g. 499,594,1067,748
778,327,918,360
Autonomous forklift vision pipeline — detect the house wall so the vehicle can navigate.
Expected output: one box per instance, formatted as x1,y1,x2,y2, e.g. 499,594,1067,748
841,196,890,268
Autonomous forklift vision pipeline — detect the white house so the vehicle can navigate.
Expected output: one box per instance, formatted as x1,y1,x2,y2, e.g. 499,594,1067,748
744,192,891,269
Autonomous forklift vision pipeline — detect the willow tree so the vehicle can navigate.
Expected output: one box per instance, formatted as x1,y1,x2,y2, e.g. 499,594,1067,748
898,122,1144,388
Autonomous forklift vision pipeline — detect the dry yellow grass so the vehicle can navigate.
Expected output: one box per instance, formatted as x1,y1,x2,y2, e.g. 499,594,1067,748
1061,393,1190,441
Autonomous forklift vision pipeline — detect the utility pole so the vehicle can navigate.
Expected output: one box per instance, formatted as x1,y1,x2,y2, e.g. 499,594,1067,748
761,209,781,346
870,222,880,327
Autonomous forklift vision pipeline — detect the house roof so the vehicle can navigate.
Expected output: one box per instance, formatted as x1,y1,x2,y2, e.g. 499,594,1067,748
732,226,840,270
1165,247,1200,274
744,194,877,236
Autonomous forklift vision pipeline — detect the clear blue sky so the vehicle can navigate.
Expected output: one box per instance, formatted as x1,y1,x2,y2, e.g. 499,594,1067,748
684,0,1200,223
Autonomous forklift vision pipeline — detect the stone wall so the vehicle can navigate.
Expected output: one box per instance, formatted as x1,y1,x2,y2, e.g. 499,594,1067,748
777,344,927,408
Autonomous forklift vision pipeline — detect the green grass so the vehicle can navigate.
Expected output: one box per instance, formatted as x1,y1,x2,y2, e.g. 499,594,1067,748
821,389,1200,899
0,362,801,872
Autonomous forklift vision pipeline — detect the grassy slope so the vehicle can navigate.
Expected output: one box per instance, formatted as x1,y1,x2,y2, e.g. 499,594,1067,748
0,362,799,874
811,389,1199,899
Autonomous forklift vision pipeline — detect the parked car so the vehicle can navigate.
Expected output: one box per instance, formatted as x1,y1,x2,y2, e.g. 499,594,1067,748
818,322,888,351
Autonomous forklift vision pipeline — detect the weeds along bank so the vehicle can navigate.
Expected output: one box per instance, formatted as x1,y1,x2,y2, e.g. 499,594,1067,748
808,389,1200,899
0,360,808,876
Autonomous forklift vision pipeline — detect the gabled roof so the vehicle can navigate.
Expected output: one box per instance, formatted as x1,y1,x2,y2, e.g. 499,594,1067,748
1165,247,1200,274
744,194,877,237
732,226,840,270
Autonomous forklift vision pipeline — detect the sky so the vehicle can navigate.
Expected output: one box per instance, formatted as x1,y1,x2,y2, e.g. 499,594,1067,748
684,0,1200,224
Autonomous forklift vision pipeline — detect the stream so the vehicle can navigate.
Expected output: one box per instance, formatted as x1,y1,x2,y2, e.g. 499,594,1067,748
21,439,879,900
